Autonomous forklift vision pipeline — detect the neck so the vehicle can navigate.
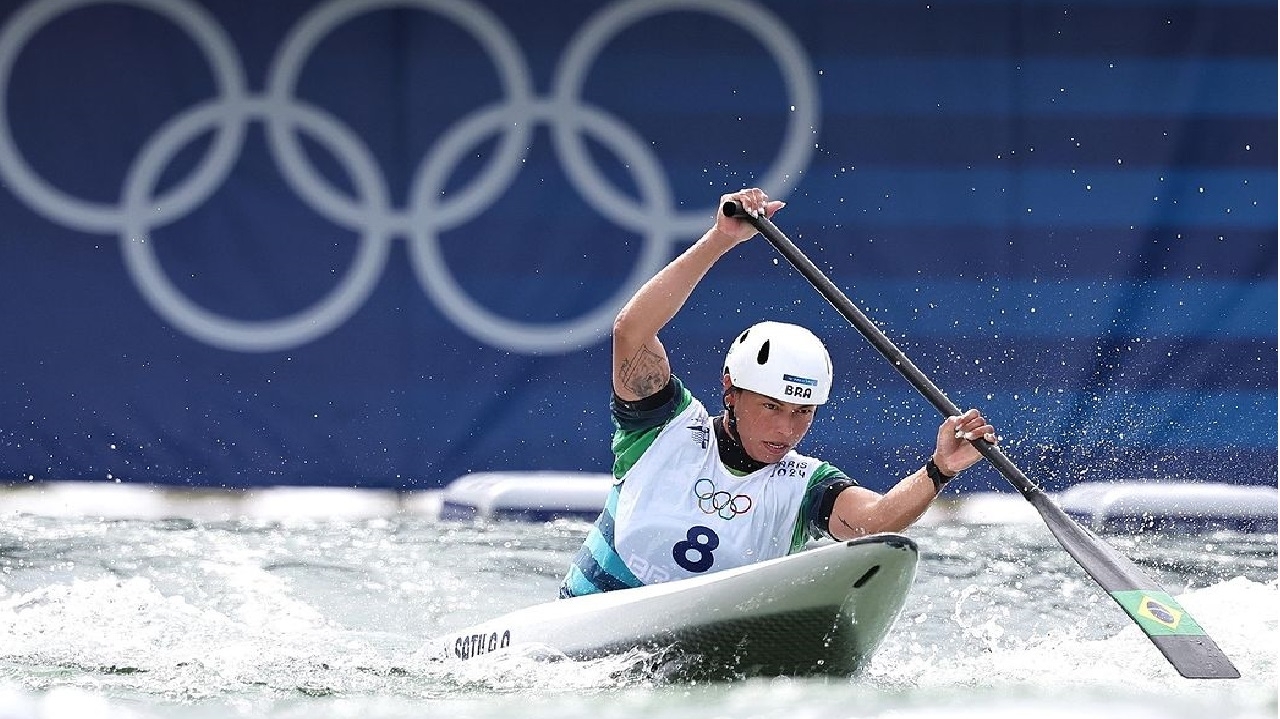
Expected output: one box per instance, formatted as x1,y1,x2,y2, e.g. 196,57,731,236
713,414,769,474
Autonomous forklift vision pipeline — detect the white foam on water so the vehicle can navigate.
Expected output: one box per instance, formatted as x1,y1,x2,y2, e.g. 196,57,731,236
0,484,1273,719
866,574,1278,717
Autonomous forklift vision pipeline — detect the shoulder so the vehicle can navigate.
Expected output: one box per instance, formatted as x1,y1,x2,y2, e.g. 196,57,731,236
610,378,704,478
781,455,858,491
812,461,852,484
611,375,694,433
772,450,849,481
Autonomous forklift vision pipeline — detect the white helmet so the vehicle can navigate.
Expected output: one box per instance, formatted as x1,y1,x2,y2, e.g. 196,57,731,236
723,322,833,405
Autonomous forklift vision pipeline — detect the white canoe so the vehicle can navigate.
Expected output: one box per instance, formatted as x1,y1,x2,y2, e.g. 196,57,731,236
426,533,919,680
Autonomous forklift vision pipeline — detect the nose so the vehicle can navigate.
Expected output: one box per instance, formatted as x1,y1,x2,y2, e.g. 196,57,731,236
774,411,809,442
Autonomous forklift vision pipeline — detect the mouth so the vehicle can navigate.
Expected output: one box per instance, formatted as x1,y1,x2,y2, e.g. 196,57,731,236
760,441,789,458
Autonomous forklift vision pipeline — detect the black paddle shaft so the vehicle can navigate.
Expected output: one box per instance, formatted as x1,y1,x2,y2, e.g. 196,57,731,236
722,200,1035,497
721,199,1240,679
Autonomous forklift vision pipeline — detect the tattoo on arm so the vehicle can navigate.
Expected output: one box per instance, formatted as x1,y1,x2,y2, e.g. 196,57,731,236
618,344,667,398
836,516,857,536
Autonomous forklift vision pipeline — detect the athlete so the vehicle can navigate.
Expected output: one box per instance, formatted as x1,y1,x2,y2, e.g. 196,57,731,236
559,188,998,598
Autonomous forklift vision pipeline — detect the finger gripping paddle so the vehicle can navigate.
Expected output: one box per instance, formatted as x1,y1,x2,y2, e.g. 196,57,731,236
722,199,1239,679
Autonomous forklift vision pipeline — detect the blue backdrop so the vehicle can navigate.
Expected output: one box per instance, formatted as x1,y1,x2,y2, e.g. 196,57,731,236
0,0,1274,491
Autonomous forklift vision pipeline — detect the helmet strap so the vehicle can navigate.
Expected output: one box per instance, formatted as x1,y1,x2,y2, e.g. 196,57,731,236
722,388,741,441
715,389,768,474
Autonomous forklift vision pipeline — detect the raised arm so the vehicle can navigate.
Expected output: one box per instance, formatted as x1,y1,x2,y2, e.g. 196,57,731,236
612,189,784,401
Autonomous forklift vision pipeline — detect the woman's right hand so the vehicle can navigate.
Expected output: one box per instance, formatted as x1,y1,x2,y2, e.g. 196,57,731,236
713,188,785,244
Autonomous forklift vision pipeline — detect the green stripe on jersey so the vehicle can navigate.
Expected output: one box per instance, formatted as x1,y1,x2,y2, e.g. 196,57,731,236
611,383,693,479
790,462,843,552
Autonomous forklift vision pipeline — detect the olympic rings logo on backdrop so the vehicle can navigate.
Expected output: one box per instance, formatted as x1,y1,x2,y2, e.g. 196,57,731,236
693,477,753,520
0,0,818,354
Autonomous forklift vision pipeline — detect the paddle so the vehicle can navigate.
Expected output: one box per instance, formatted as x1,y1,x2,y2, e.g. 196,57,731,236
722,200,1240,679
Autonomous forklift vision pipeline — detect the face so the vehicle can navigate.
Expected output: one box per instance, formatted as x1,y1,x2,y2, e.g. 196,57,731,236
722,382,817,464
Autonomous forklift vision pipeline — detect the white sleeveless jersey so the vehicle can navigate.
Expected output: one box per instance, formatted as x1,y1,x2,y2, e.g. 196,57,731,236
611,395,823,585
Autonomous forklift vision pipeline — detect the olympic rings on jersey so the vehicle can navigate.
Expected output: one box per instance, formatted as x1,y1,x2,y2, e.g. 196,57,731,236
0,0,818,353
693,477,753,520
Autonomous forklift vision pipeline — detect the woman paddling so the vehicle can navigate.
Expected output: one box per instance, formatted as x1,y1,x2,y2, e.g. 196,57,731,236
560,188,998,598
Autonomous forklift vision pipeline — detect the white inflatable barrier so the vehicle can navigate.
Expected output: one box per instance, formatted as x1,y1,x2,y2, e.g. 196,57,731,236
438,471,613,522
1059,481,1277,534
0,481,413,521
4,478,1270,531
